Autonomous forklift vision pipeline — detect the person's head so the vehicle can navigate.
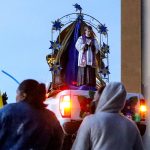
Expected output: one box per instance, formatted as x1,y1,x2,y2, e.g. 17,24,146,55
91,86,105,114
84,25,93,37
93,86,105,103
95,82,127,113
16,79,46,109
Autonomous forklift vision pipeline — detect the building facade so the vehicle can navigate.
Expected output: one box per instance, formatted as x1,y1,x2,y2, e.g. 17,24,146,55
122,0,150,149
121,0,141,93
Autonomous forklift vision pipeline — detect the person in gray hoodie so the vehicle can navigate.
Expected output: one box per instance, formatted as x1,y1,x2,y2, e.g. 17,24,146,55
72,82,144,150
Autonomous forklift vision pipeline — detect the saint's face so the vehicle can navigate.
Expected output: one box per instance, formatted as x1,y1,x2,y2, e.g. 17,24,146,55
85,29,91,37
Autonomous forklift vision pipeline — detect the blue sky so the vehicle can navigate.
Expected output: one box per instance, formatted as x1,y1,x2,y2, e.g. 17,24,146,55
0,0,121,103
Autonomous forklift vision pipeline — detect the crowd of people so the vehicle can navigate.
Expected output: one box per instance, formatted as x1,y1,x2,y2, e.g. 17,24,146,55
0,78,144,150
0,25,144,149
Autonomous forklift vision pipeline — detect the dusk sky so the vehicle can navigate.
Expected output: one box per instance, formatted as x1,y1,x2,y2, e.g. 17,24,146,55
0,0,120,103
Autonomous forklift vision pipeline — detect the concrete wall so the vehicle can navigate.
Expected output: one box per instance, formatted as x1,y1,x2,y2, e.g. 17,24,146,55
121,0,141,93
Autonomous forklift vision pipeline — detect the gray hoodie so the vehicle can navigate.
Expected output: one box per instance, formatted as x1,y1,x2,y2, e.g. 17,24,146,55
72,82,144,150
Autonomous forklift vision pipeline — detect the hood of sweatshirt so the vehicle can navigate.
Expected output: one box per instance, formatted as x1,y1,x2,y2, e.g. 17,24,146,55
95,82,127,113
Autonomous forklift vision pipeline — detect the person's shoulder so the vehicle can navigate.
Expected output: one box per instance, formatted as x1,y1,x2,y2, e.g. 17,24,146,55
78,36,83,40
82,114,95,125
80,114,104,130
0,103,17,116
0,103,16,111
45,108,55,116
43,108,59,121
0,101,31,113
121,114,139,129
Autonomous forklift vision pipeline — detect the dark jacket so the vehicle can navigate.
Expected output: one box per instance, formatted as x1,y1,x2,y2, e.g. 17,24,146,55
0,101,64,150
72,82,144,150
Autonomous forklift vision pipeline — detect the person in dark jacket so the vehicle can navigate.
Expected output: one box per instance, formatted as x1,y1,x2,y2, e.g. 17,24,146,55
0,79,64,150
72,82,144,150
